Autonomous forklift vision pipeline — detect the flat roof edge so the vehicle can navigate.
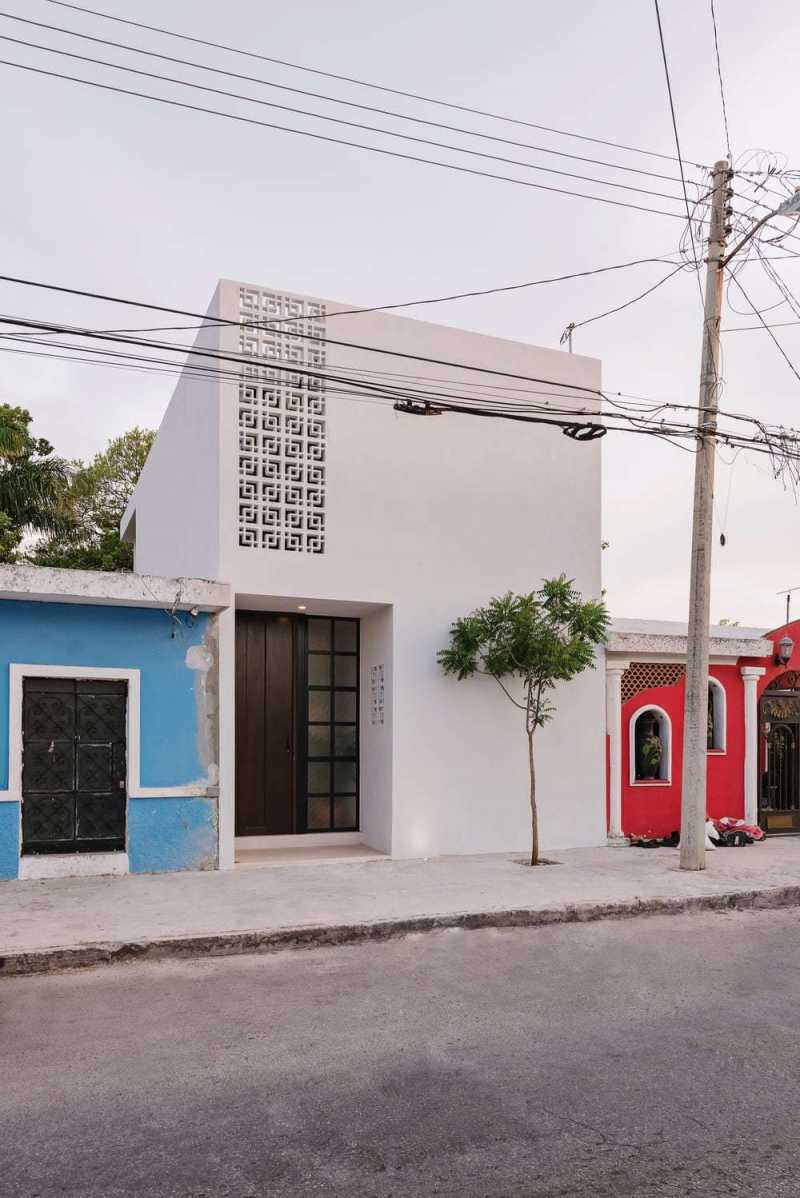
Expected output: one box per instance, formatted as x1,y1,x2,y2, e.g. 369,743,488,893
0,565,230,611
606,630,774,659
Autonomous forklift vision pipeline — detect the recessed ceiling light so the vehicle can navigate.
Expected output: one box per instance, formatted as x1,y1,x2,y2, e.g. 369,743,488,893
297,604,307,611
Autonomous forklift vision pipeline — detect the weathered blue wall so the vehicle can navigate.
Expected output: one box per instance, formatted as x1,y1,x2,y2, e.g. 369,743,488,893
0,599,217,878
0,600,209,789
0,803,19,879
128,798,217,873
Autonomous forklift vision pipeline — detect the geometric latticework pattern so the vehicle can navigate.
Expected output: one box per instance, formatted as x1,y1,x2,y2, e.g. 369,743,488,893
621,662,685,704
238,287,327,553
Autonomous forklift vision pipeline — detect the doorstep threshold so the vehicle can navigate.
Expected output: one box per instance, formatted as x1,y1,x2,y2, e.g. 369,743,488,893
19,852,130,881
234,844,386,869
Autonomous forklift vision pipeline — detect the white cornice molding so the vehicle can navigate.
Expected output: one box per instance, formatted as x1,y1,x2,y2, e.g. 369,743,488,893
607,630,773,660
0,565,229,612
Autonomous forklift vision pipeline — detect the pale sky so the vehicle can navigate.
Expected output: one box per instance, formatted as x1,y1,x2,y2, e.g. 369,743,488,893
1,0,798,627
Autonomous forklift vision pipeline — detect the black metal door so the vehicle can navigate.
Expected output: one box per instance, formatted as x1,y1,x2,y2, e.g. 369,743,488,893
765,722,797,807
22,678,127,855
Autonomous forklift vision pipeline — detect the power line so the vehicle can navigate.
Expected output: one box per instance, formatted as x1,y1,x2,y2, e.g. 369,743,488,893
653,0,708,298
3,253,684,341
0,317,716,447
0,309,608,398
2,330,607,410
0,11,702,189
725,319,800,332
3,310,798,438
7,265,800,450
728,272,800,385
4,330,781,435
0,32,692,207
5,322,800,470
0,335,743,444
709,0,733,161
8,330,800,469
561,262,689,342
0,268,682,396
0,57,693,222
2,269,798,438
44,0,708,170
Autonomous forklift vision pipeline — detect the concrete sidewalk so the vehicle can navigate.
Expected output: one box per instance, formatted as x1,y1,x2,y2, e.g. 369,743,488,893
3,839,800,976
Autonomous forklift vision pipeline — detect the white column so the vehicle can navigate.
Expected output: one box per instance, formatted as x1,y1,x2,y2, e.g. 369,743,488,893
740,666,765,826
606,664,628,844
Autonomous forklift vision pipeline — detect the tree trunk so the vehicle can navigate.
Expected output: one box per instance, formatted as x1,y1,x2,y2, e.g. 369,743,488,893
528,729,539,866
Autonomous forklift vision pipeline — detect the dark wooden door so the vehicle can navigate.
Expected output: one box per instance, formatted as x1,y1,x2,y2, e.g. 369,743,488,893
22,677,127,855
236,612,296,835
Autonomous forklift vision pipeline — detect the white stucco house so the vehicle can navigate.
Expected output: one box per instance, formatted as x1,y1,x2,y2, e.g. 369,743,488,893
123,279,605,869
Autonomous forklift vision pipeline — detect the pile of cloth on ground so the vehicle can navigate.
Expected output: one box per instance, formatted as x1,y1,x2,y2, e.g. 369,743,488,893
630,818,765,849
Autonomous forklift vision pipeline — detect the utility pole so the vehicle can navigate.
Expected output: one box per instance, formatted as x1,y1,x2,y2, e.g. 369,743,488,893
678,173,800,870
679,159,731,871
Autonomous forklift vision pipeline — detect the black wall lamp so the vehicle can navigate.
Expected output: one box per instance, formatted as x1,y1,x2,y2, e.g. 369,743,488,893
776,634,794,666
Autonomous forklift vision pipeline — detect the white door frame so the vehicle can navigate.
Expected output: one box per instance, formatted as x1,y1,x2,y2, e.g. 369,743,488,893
5,663,208,803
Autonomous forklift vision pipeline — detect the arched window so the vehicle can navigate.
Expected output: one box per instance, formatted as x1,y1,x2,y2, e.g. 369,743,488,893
707,678,726,752
630,705,671,784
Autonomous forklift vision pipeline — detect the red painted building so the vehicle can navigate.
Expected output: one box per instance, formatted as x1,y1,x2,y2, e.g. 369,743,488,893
606,618,800,840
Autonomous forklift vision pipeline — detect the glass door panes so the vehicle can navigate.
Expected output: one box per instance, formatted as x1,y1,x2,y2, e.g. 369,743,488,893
303,617,359,831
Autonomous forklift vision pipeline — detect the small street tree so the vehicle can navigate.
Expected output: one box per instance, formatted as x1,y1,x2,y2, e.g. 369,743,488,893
438,579,609,865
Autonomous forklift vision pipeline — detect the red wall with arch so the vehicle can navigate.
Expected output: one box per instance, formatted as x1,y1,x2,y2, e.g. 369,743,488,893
620,665,746,838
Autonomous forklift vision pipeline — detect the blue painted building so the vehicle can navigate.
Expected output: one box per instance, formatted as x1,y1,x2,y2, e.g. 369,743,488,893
0,566,229,880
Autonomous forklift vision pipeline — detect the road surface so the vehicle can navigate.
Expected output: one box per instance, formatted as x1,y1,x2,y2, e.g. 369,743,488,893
3,908,800,1196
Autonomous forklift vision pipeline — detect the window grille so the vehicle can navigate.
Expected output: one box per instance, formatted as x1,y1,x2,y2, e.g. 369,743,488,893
621,662,684,704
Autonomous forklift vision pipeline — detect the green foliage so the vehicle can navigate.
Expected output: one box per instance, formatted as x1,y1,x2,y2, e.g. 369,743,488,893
438,579,609,730
640,733,663,770
438,578,609,865
29,427,155,572
0,404,70,562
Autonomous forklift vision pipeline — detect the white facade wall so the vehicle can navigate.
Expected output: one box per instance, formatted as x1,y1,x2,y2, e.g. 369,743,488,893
125,285,224,582
129,278,605,862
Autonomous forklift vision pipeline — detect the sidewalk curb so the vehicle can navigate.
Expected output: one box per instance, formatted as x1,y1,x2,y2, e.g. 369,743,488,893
3,882,800,977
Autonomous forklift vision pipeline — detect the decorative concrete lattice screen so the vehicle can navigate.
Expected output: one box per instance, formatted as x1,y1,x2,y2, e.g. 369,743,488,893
238,287,327,553
621,662,685,704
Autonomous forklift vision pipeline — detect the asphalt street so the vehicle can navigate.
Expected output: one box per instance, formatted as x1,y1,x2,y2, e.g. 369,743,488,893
3,908,800,1197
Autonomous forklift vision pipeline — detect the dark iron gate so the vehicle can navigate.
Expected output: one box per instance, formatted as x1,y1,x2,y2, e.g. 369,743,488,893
760,692,800,833
22,677,127,855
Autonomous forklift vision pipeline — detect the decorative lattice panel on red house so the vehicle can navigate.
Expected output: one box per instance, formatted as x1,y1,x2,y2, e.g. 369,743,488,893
621,662,685,704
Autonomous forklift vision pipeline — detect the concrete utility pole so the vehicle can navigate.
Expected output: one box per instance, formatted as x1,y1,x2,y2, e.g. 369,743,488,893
678,170,800,870
679,159,731,871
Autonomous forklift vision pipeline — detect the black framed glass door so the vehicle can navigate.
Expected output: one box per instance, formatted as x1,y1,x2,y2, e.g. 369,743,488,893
301,616,359,832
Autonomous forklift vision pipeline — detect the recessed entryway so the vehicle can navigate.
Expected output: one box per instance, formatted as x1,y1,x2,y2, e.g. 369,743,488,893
235,612,360,838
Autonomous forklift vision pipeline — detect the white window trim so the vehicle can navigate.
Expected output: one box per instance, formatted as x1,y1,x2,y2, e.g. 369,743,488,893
629,703,672,786
707,676,727,753
2,663,208,804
